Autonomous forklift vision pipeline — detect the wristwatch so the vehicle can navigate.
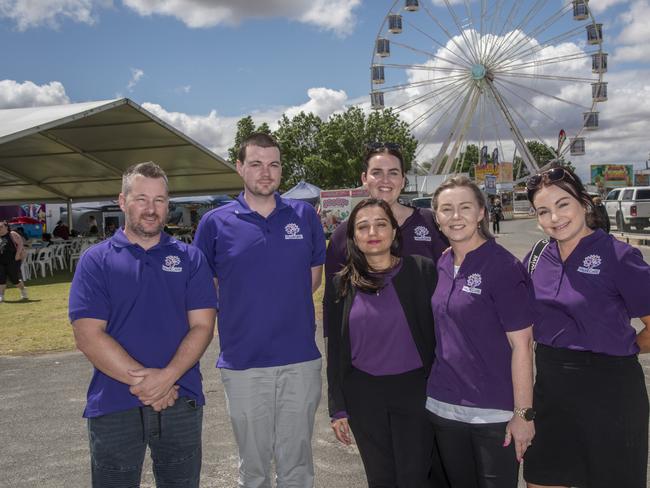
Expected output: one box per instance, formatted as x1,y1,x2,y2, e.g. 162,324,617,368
514,407,536,421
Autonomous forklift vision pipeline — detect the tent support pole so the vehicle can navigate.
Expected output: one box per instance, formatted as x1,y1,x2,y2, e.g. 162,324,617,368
67,199,73,231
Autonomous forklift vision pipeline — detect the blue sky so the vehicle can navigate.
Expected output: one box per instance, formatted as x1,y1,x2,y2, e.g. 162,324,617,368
1,0,649,180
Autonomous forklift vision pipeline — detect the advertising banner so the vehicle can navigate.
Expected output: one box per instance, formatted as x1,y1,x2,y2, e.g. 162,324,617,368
320,187,369,236
591,164,633,190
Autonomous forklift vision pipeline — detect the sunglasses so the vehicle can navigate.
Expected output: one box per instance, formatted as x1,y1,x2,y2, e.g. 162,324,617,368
526,167,575,192
365,142,401,153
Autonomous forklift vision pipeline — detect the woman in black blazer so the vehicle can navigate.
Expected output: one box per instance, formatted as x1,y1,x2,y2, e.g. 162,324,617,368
325,198,437,488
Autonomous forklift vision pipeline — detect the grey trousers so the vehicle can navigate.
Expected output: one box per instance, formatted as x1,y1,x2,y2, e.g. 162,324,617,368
221,358,322,488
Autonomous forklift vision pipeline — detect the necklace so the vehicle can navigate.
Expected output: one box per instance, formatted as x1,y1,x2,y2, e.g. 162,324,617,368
373,256,400,296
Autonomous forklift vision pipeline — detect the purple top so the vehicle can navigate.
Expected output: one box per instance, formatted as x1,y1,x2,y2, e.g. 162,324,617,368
427,239,533,411
68,229,218,418
324,207,448,336
348,261,423,375
526,229,650,356
193,193,326,370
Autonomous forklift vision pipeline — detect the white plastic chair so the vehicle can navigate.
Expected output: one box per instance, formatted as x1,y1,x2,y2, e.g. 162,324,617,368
21,249,37,282
49,244,66,271
35,247,54,278
69,241,93,271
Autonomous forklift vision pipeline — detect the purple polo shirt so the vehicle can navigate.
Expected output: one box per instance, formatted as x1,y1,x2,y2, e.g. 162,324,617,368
193,193,326,370
427,239,533,411
68,229,218,418
324,207,448,336
349,261,423,375
527,229,650,356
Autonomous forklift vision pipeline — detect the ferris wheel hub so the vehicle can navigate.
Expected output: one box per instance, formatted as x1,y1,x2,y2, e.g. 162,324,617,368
471,64,487,80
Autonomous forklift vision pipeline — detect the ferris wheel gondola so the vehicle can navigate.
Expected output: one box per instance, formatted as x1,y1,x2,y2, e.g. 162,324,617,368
370,0,607,176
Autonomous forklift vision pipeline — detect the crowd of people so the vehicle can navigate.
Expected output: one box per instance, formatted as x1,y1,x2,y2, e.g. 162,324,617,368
64,134,650,488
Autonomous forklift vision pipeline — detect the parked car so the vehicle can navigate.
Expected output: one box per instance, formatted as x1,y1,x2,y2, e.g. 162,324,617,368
410,197,432,209
604,186,650,232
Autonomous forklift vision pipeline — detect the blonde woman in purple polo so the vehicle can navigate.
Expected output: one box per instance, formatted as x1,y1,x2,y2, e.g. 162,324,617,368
427,176,535,488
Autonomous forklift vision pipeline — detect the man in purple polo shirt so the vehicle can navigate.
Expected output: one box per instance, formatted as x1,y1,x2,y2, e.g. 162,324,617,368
194,133,326,488
69,162,218,488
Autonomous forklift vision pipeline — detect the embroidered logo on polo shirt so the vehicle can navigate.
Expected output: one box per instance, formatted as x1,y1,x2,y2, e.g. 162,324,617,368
462,273,482,295
162,255,183,273
413,226,432,242
577,254,601,275
284,223,303,240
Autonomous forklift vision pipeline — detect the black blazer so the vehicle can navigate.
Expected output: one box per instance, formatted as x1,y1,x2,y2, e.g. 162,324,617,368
325,254,438,417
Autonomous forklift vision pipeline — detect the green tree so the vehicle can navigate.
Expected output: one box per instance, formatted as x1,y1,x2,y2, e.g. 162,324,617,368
513,141,576,180
227,116,272,163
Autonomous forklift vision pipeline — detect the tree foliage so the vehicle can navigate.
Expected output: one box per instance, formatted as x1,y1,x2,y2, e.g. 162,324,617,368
227,116,272,164
229,107,417,191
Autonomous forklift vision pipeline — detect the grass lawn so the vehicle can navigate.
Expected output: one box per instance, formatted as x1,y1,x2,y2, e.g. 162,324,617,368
0,271,75,355
1,270,326,356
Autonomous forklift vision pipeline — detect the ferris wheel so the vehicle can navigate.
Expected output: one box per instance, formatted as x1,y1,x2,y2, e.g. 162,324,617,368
370,0,607,177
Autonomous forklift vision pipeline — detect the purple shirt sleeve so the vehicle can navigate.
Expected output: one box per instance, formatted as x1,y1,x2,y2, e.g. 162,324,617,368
308,205,327,267
68,250,111,323
490,258,534,332
331,411,349,421
186,246,219,311
193,213,217,276
613,245,650,318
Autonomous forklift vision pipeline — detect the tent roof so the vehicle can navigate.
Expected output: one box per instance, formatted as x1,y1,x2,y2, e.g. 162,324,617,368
281,180,321,201
0,98,242,203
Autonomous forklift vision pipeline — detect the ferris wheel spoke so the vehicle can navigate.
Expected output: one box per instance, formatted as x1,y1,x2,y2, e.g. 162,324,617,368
381,62,468,74
494,80,560,129
492,8,580,66
497,71,596,83
387,40,472,70
378,73,468,94
407,80,472,131
496,76,591,110
398,78,469,119
440,0,482,63
486,0,550,66
400,21,474,68
496,25,590,68
419,3,477,65
413,92,468,156
496,51,594,72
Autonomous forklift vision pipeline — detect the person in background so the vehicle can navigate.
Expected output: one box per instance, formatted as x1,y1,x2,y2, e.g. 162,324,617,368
0,221,28,302
427,176,534,488
53,220,70,240
69,162,218,487
524,165,650,488
591,195,610,233
87,215,99,236
490,197,503,234
42,233,54,247
326,198,437,488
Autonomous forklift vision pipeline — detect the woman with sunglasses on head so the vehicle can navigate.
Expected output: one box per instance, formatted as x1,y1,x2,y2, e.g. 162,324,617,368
427,176,535,488
326,198,438,488
523,164,650,488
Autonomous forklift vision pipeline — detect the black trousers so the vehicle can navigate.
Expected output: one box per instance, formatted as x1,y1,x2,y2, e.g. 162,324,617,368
429,412,518,488
343,367,442,488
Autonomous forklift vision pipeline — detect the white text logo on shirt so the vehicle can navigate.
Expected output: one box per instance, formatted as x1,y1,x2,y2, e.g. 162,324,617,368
162,255,183,272
462,273,482,295
284,223,304,240
413,225,432,242
577,254,601,275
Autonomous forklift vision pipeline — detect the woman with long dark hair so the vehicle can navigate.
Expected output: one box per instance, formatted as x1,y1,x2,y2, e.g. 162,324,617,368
325,198,437,488
427,176,534,488
523,165,650,488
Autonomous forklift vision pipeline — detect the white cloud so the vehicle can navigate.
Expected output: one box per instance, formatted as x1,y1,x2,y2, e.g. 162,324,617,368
284,87,348,120
0,0,111,30
0,80,70,108
126,68,144,92
143,87,349,160
614,0,650,62
588,0,629,14
122,0,361,35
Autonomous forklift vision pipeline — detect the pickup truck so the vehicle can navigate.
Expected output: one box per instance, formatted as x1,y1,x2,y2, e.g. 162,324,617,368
604,186,650,232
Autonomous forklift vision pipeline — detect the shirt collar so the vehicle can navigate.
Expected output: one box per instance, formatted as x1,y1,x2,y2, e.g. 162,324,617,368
234,192,288,216
110,228,175,250
444,238,495,278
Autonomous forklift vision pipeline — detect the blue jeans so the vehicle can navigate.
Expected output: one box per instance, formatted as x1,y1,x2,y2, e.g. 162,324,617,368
88,398,203,488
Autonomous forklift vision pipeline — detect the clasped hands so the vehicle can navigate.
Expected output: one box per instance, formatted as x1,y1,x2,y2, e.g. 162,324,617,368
128,367,179,412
